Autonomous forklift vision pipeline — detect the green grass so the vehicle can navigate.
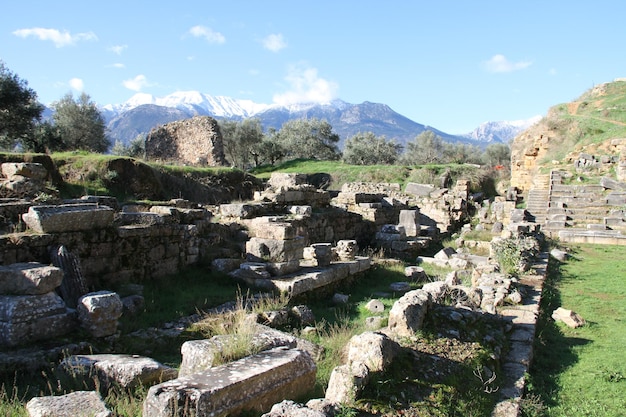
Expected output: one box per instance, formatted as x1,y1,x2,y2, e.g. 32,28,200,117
302,259,452,396
250,158,493,194
537,80,626,167
527,244,626,417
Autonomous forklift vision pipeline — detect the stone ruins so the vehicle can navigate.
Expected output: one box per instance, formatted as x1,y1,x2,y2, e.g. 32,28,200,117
0,159,569,416
144,116,227,166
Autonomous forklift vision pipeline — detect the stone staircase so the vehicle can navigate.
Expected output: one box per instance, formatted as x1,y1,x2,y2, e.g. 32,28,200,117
525,173,550,226
536,171,626,241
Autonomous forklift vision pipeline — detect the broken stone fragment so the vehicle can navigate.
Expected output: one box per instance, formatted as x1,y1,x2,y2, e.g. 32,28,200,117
552,307,586,328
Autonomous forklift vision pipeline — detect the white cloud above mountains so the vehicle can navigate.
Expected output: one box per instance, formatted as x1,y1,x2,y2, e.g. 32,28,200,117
273,63,338,105
108,44,128,55
188,25,225,44
69,78,84,91
123,74,151,92
484,54,532,73
262,33,287,52
12,27,97,47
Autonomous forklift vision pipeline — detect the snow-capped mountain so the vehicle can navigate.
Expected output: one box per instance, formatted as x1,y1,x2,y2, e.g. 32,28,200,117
102,91,530,148
103,91,270,118
461,116,542,144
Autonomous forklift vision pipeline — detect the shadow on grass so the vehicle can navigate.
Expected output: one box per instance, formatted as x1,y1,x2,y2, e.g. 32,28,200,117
526,256,591,408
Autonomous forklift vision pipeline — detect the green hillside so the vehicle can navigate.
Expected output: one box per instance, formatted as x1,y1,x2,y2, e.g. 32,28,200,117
540,79,626,164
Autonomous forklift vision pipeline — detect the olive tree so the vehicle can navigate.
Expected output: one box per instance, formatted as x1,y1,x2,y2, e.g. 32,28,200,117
400,131,445,165
483,142,511,167
442,142,483,164
52,92,109,152
219,118,264,169
273,118,340,161
111,134,145,158
342,132,402,165
0,61,44,150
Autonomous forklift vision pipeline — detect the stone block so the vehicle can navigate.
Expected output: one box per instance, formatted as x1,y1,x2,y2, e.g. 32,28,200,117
22,204,114,233
79,195,120,210
118,212,167,226
0,262,63,295
0,291,67,323
179,325,297,376
421,281,449,302
1,162,47,181
552,307,586,328
336,240,357,260
26,391,111,417
434,247,457,260
0,291,76,347
263,400,326,417
77,291,123,338
219,203,259,219
271,264,351,296
325,362,369,404
143,347,316,417
265,260,301,276
346,331,399,372
404,266,426,281
268,172,307,188
60,354,178,389
248,217,299,240
399,209,420,237
211,258,242,273
388,289,431,337
246,237,306,263
600,176,626,191
288,205,312,217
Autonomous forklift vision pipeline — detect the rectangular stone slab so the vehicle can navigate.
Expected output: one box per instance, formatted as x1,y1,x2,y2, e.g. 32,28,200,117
143,347,316,417
0,262,63,295
0,311,76,347
22,204,114,233
0,292,67,322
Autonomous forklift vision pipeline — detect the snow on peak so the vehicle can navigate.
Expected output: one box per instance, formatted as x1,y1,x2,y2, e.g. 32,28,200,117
104,90,275,118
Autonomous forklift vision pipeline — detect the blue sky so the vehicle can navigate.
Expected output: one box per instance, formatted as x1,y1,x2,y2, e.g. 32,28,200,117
2,1,625,134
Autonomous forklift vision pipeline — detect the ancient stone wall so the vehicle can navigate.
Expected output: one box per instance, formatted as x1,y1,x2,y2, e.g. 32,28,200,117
145,116,227,166
0,219,228,289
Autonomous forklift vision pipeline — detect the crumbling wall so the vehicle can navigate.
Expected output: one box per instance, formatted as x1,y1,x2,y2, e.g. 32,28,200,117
145,116,227,166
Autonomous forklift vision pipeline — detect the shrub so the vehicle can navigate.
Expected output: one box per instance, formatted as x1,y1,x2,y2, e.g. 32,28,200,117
491,235,540,275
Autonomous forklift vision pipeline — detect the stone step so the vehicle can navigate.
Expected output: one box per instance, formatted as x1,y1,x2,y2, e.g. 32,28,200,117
143,347,316,417
551,184,606,193
557,229,626,245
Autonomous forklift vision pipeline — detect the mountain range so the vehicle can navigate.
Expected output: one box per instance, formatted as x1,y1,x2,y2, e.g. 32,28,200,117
101,91,540,148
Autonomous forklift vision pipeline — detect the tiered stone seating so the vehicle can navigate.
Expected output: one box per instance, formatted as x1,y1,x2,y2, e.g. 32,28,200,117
529,170,626,242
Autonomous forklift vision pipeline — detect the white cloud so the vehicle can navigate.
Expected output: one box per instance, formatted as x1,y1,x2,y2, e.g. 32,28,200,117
262,33,287,52
188,25,225,44
123,74,150,92
484,54,532,73
69,78,84,91
108,44,127,55
12,27,97,48
109,63,125,69
549,68,557,76
273,63,338,105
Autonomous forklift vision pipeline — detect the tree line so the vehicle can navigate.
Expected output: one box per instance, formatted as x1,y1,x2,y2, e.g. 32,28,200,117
215,118,510,170
1,60,510,168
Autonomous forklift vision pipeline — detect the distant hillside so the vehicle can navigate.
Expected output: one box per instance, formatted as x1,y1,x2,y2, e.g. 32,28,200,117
106,105,191,144
511,78,626,192
101,92,503,149
462,117,541,144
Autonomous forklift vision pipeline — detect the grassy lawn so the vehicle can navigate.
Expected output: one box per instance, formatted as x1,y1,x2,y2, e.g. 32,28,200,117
250,158,491,193
527,244,626,417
